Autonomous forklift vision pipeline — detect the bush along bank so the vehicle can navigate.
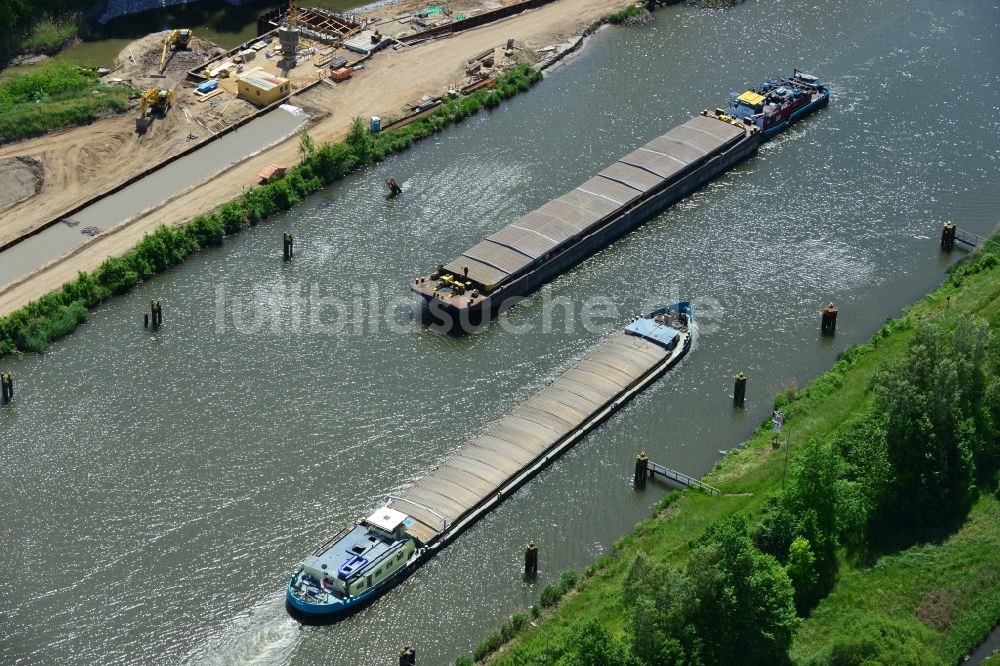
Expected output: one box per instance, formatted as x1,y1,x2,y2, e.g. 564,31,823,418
457,233,1000,665
0,64,544,358
608,6,653,26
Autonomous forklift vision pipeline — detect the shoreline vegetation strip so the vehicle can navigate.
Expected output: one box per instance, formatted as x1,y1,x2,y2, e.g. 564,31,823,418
457,233,1000,666
0,64,543,358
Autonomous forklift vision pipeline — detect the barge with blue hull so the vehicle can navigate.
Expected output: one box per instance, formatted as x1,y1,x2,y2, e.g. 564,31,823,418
286,302,695,622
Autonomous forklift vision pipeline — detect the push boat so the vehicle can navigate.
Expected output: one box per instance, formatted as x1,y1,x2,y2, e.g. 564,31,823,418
728,70,830,138
286,302,695,622
286,507,418,621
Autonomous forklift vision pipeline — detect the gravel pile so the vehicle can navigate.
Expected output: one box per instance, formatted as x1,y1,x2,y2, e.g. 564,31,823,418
113,31,225,81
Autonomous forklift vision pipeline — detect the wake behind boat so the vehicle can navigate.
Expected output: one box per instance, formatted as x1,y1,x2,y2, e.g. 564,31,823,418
286,302,695,622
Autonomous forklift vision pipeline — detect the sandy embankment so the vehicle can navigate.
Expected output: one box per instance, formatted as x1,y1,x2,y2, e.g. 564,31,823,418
0,0,628,319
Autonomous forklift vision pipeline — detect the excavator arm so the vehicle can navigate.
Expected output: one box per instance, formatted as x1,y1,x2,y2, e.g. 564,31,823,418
159,29,192,74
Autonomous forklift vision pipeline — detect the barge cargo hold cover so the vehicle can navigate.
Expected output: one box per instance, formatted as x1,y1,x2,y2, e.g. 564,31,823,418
386,303,693,547
411,111,761,332
286,302,693,623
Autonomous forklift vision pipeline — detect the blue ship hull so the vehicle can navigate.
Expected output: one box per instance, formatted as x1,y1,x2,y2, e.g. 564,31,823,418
285,561,415,623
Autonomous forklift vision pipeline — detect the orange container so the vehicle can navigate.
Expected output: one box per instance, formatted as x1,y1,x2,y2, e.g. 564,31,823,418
331,67,353,81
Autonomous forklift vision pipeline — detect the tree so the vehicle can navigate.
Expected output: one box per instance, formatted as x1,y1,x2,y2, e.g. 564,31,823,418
556,620,638,666
345,116,374,164
752,494,797,562
952,318,1000,480
297,128,315,158
687,516,799,665
873,322,977,528
782,438,844,583
625,553,697,665
625,517,798,665
785,536,819,613
830,413,890,551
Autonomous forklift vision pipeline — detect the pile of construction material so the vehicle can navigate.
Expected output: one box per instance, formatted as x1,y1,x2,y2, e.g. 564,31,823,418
113,31,225,81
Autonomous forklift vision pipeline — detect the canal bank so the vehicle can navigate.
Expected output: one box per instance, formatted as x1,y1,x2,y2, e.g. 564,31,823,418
1,1,998,664
473,231,1000,664
0,65,543,355
0,0,626,316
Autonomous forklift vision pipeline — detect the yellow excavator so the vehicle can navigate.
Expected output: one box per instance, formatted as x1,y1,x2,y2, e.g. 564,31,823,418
159,28,192,73
136,87,173,133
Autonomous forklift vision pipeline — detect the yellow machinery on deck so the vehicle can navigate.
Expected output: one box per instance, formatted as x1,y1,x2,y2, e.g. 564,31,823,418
136,87,173,133
160,28,192,73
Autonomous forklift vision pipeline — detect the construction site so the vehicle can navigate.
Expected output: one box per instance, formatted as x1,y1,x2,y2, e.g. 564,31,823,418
0,0,629,318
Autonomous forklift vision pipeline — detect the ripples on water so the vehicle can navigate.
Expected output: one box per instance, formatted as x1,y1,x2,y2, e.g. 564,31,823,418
2,1,999,664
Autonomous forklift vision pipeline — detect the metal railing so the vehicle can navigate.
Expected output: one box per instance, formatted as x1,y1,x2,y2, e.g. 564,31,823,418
647,461,720,495
385,495,449,530
951,225,1000,251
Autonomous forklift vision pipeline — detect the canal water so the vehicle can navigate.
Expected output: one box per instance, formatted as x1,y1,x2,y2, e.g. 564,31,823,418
2,1,998,664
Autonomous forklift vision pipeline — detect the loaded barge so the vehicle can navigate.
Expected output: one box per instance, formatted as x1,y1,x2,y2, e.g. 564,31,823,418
286,302,694,622
411,71,828,333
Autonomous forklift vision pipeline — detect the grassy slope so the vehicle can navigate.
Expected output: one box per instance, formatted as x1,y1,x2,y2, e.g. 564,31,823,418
17,17,79,55
0,60,132,143
483,248,1000,665
792,495,1000,663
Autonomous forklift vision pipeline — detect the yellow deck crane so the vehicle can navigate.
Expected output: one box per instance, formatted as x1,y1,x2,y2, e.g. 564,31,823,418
159,28,192,74
136,87,173,133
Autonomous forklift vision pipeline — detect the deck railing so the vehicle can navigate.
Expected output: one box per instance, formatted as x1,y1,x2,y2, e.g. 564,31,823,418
647,461,720,495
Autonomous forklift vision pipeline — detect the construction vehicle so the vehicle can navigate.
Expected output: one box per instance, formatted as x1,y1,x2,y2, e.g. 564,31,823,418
136,87,173,133
160,28,193,73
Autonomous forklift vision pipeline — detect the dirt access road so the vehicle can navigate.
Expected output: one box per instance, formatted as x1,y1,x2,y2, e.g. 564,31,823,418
0,0,627,318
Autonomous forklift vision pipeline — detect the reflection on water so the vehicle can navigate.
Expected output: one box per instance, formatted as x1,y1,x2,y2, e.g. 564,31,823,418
1,1,998,664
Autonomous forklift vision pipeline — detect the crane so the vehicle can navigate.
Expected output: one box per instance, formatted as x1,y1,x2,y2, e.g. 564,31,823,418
159,28,193,74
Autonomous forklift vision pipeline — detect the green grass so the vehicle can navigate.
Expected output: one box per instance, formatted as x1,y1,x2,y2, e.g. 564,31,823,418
792,494,1000,664
471,239,1000,665
18,17,80,54
608,6,649,24
0,60,133,143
